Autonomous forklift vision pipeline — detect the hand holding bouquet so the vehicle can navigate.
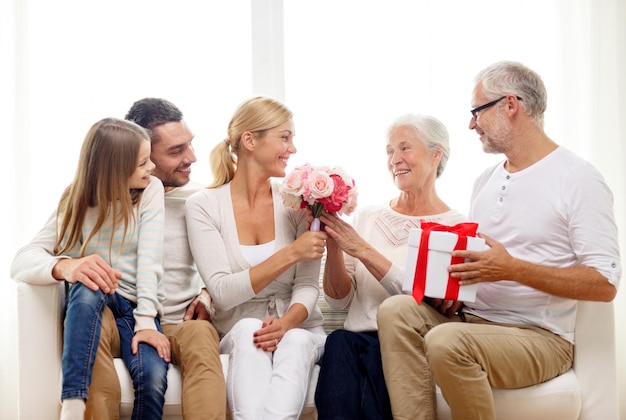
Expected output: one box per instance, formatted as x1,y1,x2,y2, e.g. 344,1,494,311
280,163,358,231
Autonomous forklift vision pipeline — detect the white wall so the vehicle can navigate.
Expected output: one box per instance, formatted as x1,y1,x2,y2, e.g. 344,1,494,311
2,1,624,418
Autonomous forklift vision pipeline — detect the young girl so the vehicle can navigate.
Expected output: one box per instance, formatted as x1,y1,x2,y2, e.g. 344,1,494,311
56,118,169,420
185,96,328,419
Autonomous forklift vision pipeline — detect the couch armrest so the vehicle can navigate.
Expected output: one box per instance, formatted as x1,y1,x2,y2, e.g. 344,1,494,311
575,300,618,420
17,281,65,420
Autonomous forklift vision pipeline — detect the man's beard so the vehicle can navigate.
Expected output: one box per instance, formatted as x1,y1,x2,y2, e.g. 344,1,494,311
481,114,513,154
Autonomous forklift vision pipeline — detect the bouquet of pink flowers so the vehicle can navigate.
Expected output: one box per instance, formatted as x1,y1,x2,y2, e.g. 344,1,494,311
280,163,358,231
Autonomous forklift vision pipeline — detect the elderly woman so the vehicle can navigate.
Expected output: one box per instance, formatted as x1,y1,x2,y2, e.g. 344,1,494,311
314,114,465,419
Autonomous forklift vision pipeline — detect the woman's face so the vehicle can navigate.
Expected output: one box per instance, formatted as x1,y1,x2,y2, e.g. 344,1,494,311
386,125,439,192
128,139,155,189
253,119,296,178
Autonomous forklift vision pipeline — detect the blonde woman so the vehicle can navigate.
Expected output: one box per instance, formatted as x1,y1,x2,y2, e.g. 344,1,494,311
186,97,327,419
48,118,168,419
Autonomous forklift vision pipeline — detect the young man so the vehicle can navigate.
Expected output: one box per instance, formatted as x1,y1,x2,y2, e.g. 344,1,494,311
376,61,621,420
12,98,226,420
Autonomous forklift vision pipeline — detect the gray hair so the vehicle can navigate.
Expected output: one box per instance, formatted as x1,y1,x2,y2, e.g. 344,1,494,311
474,61,547,127
387,114,450,178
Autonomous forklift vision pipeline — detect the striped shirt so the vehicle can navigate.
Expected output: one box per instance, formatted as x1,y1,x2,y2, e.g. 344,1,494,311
65,175,165,331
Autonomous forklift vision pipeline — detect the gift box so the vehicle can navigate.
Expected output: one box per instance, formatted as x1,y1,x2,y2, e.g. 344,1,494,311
402,222,487,303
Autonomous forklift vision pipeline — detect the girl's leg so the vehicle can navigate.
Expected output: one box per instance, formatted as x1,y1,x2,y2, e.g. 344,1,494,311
61,283,108,401
112,294,168,420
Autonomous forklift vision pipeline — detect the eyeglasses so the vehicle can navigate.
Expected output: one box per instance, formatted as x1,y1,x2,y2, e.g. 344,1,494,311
470,95,522,120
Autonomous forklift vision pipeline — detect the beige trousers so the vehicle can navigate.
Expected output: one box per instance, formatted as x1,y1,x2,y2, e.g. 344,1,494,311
85,307,227,420
377,295,573,420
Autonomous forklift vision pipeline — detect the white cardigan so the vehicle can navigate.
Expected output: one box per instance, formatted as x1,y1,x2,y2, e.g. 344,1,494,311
185,181,324,337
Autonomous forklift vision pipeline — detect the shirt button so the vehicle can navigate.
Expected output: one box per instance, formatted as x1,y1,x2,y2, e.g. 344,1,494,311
501,186,506,190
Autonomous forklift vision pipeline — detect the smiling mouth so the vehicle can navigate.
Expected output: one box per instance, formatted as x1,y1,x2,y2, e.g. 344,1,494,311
394,169,410,176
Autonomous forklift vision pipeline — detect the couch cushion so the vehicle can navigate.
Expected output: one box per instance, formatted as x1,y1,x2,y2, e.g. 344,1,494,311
116,354,230,418
435,368,581,420
316,255,348,334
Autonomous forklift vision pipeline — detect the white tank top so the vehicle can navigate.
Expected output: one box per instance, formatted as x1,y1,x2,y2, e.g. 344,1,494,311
240,240,276,266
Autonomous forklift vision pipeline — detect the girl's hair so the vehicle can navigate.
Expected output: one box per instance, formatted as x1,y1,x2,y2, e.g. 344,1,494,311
387,113,451,178
54,118,151,257
208,96,293,188
475,60,547,128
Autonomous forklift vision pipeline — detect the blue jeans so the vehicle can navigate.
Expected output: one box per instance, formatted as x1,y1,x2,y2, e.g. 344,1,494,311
315,330,392,420
61,282,168,420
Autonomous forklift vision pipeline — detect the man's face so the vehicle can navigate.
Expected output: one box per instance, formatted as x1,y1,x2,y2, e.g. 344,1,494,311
150,121,196,190
470,84,514,155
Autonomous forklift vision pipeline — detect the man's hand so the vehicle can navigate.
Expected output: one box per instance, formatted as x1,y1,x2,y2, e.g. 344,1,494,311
448,233,514,285
52,255,121,294
132,329,171,362
424,297,464,318
184,289,212,321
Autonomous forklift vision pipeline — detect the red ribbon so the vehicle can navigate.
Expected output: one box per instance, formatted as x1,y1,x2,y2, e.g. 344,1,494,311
412,222,478,303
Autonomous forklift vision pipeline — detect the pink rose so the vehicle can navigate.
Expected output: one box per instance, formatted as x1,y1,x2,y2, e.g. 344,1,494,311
307,169,334,202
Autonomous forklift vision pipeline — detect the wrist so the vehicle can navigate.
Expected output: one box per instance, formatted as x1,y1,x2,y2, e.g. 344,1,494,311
51,258,70,281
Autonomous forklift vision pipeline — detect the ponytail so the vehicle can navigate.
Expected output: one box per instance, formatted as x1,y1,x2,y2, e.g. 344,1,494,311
208,139,237,188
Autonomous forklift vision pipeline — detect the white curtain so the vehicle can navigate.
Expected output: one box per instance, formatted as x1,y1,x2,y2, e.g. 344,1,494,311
2,1,624,418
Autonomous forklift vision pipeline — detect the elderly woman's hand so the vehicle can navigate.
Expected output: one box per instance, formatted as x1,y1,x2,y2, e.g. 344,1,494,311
319,211,366,258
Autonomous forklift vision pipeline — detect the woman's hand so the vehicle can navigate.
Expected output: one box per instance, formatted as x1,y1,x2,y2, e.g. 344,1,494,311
132,329,171,362
319,211,365,258
253,316,287,352
291,231,327,262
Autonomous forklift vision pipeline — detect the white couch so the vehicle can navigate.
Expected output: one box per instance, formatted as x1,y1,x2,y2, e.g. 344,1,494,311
17,281,618,420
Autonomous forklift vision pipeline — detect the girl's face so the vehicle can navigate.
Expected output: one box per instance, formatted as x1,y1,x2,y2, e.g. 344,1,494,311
128,139,155,189
386,125,440,192
254,119,296,178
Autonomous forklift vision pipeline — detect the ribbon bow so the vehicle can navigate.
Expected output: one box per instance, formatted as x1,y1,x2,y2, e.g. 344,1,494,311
412,222,478,303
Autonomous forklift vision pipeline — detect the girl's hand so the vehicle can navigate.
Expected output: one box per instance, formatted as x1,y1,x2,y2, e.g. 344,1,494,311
132,329,171,362
53,254,121,294
253,316,287,352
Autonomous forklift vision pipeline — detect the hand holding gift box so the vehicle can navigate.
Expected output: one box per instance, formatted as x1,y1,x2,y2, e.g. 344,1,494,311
402,222,488,303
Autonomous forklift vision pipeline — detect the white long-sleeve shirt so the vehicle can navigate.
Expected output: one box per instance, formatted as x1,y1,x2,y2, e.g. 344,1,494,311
465,146,621,343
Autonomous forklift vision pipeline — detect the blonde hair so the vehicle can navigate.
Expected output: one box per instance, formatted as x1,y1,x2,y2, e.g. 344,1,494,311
209,96,293,188
54,118,150,257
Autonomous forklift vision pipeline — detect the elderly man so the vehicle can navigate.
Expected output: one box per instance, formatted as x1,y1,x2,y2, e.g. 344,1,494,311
12,98,226,419
376,61,621,420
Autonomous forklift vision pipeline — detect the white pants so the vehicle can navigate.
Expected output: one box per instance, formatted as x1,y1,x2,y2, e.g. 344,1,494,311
220,318,326,420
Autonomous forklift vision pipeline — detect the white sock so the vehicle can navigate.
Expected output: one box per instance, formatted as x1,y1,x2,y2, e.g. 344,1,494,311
60,398,86,420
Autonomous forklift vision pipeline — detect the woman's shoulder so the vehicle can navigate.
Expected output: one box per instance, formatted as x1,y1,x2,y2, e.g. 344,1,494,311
187,184,229,205
355,202,389,218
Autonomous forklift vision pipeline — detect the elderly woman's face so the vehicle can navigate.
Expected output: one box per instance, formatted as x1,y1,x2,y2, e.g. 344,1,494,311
386,125,439,192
